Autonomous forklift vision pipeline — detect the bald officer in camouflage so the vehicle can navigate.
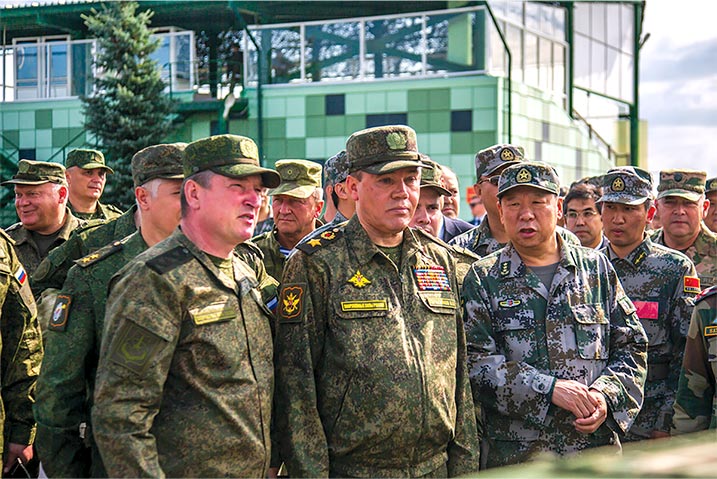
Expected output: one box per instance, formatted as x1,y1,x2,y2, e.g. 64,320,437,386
672,285,717,434
274,125,479,477
450,144,579,256
598,167,698,441
652,170,717,289
64,149,122,221
461,162,647,468
252,159,323,281
34,143,186,478
92,134,280,477
704,177,717,234
0,230,43,475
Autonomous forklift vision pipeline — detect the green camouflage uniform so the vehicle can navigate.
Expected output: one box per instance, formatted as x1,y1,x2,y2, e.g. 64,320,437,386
274,125,479,478
672,285,717,434
253,220,322,282
651,169,717,289
32,205,138,292
0,229,43,454
35,232,148,477
461,162,648,468
69,201,123,221
92,134,280,478
5,207,85,282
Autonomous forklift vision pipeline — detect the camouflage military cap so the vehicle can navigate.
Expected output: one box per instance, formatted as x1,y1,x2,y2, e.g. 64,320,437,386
598,166,652,205
346,125,427,174
657,169,706,201
132,143,187,187
475,144,525,179
183,134,280,188
419,155,451,196
269,160,322,198
497,161,560,198
65,148,114,174
323,150,349,186
2,159,67,186
706,177,717,194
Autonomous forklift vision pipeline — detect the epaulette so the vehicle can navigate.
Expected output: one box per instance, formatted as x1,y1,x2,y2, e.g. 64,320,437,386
449,244,480,262
146,245,193,274
236,240,265,261
0,227,15,245
295,225,344,255
72,219,107,238
4,222,21,233
695,285,717,303
74,238,126,268
106,203,124,214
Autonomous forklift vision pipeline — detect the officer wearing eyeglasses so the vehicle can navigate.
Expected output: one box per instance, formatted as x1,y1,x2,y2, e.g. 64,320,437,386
564,182,608,249
450,144,579,257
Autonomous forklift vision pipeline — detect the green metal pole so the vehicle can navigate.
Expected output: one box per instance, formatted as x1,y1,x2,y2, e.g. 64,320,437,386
631,2,642,167
565,2,574,119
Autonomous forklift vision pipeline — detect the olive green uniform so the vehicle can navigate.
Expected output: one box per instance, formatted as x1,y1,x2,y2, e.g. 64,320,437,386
69,201,123,221
34,231,148,478
0,230,43,454
92,229,275,477
275,217,479,477
652,224,717,289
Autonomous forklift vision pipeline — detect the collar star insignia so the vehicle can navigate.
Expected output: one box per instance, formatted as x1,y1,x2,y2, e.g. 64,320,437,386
308,238,322,247
516,168,532,183
348,270,371,288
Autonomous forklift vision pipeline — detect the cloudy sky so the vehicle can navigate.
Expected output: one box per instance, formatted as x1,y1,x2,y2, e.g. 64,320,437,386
641,0,717,176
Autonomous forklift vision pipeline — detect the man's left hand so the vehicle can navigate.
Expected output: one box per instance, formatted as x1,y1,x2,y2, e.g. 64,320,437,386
573,389,608,434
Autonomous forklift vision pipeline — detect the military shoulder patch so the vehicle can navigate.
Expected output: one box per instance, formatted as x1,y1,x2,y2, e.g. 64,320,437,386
75,240,125,268
295,227,344,255
278,283,306,322
684,276,701,294
704,325,717,337
696,285,717,303
146,246,193,274
49,294,72,332
108,320,166,375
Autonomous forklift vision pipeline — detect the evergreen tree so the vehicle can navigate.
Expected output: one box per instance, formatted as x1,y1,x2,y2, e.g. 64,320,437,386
81,2,174,208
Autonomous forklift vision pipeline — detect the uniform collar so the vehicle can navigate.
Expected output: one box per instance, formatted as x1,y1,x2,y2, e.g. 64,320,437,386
174,229,248,293
344,215,422,268
497,232,576,280
14,207,78,246
606,234,652,269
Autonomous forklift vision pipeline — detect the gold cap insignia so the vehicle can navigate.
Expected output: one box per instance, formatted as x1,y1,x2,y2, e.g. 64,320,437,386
500,148,515,161
240,138,258,159
386,132,407,150
516,168,532,183
612,177,625,192
348,270,371,288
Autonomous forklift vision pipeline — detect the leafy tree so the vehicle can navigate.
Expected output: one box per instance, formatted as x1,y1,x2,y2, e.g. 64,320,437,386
82,1,174,208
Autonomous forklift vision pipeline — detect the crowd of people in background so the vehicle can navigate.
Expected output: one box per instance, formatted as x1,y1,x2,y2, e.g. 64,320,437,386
0,124,715,477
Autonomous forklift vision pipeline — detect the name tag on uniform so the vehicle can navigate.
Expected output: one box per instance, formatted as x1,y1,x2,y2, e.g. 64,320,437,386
189,302,236,326
705,326,717,337
341,300,388,312
633,301,659,320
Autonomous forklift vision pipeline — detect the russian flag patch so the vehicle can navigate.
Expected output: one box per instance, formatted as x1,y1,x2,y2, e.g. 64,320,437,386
14,265,27,286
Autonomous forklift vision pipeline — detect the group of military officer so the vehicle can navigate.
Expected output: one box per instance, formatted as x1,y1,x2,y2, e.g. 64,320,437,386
0,123,715,478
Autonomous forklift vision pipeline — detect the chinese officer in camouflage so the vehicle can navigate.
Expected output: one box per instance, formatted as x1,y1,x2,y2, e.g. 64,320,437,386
3,160,87,281
0,230,43,475
461,161,647,468
450,144,579,255
252,159,323,281
652,170,717,289
92,134,280,477
64,149,122,221
274,125,479,477
672,284,717,434
598,166,698,441
34,143,186,478
320,150,355,224
704,176,717,234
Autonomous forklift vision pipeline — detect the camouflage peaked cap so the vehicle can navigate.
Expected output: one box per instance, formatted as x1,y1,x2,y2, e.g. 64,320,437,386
346,125,427,174
269,160,322,199
657,169,706,201
599,166,652,205
65,148,114,174
419,155,451,196
2,159,66,187
475,143,525,179
497,161,560,199
132,143,187,187
323,150,350,186
183,134,280,188
705,177,717,194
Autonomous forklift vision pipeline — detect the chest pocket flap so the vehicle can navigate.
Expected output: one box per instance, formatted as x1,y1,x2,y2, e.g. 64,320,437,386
573,303,609,360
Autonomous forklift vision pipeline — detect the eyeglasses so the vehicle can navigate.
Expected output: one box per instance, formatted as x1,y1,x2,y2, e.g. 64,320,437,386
565,210,599,220
479,176,500,186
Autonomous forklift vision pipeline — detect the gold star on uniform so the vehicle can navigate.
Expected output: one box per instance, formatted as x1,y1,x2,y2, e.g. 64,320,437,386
308,238,322,247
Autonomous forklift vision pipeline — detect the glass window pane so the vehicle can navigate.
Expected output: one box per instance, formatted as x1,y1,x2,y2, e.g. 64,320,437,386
504,1,523,25
553,43,565,97
506,24,523,82
606,3,621,49
574,3,590,36
591,3,606,42
553,7,566,40
590,40,606,92
305,21,361,82
621,52,634,102
524,2,540,31
16,43,38,83
606,46,620,99
538,37,552,91
487,21,506,75
365,17,423,79
621,4,634,54
427,11,480,74
524,31,538,87
49,43,67,84
574,33,590,89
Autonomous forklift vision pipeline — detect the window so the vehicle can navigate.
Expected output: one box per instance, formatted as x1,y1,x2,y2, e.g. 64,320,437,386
325,94,345,116
451,110,472,132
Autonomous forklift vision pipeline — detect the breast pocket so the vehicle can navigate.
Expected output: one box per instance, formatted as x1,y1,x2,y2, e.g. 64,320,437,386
493,310,536,362
573,303,609,360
